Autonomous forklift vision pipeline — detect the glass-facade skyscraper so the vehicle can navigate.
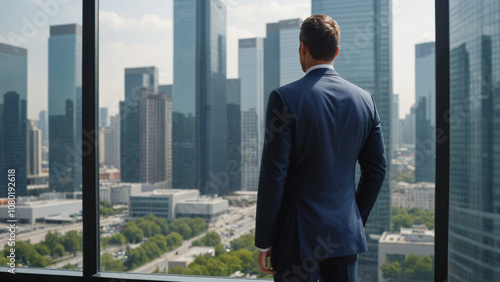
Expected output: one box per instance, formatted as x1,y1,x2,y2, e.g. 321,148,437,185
278,19,303,86
449,0,500,280
173,0,227,195
0,42,28,198
48,24,82,192
226,78,241,194
415,42,435,183
312,1,393,279
239,38,263,191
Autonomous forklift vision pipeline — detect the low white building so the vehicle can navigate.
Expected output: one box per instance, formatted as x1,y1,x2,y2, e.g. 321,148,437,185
378,225,434,282
128,189,199,221
0,199,82,224
175,196,229,222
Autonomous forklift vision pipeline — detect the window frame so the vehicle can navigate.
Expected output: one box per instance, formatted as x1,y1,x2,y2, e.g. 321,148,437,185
0,0,451,281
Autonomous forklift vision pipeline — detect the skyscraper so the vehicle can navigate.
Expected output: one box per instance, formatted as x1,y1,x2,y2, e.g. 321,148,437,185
138,88,172,186
392,94,400,151
449,1,500,280
0,43,27,198
263,18,302,117
279,19,303,86
226,78,241,194
238,38,263,191
38,110,48,145
103,114,120,170
48,24,82,192
312,1,392,278
263,23,280,111
100,107,109,128
27,120,42,176
120,66,158,183
415,42,435,183
173,0,227,195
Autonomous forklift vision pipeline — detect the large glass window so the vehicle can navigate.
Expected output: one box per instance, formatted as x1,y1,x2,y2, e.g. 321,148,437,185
0,0,83,272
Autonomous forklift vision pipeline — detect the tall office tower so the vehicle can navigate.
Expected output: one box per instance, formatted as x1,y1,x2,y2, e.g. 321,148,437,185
449,1,500,280
226,79,241,194
263,23,279,111
104,114,120,170
415,42,435,183
401,105,416,146
120,66,158,182
312,1,392,279
263,19,302,113
100,107,108,128
48,24,82,192
239,38,263,191
173,0,227,194
0,43,28,198
38,110,48,144
27,120,42,176
138,88,171,185
159,84,173,188
391,94,399,152
279,19,303,86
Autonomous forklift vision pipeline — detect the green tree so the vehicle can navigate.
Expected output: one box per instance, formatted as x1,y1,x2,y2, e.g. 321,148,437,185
44,231,62,250
101,252,124,271
230,234,256,252
108,233,126,246
381,260,403,282
166,232,183,249
192,231,221,247
214,244,226,256
205,259,229,276
53,243,65,258
170,219,193,239
63,230,81,256
121,221,144,243
35,243,50,256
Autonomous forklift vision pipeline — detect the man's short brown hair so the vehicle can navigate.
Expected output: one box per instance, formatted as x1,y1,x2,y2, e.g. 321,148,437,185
299,14,341,61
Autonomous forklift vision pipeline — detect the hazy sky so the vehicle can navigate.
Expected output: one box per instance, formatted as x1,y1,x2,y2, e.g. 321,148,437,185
0,0,434,120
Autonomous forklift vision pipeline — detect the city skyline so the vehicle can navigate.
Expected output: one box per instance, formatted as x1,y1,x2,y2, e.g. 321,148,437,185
0,0,435,121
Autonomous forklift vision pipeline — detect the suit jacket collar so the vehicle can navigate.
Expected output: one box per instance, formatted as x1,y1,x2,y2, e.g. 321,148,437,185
305,67,339,77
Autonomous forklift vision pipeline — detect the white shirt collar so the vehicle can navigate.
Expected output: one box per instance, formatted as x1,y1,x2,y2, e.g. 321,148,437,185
305,63,334,75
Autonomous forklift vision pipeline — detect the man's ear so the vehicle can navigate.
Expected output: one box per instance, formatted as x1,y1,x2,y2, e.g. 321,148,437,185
334,45,340,60
299,41,307,55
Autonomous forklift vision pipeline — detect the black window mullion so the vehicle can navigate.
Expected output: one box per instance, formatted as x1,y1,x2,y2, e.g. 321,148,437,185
82,0,99,279
434,0,450,281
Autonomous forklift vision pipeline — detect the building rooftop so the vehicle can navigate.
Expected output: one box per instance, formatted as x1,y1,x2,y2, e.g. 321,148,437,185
380,224,434,244
130,189,199,197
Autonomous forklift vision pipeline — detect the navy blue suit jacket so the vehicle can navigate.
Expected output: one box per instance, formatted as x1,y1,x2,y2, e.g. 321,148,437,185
255,67,386,260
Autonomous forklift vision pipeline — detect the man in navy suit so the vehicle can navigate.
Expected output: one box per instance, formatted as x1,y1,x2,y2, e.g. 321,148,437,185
255,14,387,281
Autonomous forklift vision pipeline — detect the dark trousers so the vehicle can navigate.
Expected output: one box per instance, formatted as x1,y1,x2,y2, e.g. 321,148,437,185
273,254,358,282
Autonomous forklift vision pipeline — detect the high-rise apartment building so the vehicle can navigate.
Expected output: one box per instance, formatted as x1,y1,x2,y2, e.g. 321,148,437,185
226,78,241,194
27,120,42,176
0,42,27,198
48,24,82,192
138,88,172,185
312,1,393,279
173,0,227,194
449,0,500,280
415,42,435,183
239,38,263,191
103,114,120,170
120,66,158,182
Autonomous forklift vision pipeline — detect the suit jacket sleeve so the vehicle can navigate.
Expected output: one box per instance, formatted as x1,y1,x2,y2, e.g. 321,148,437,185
356,96,387,226
255,90,293,249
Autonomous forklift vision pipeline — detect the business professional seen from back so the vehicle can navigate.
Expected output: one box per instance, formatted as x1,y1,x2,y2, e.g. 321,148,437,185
255,14,387,282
